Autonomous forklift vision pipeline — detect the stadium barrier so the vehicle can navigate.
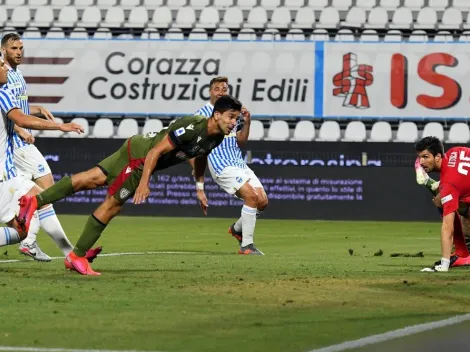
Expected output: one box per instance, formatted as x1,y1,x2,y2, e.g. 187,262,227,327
23,39,470,120
37,138,443,221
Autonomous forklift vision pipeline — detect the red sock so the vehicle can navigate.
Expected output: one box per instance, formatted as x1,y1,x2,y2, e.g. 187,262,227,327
453,214,469,257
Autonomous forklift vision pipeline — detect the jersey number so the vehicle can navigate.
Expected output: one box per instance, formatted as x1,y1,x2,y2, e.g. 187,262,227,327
457,151,470,175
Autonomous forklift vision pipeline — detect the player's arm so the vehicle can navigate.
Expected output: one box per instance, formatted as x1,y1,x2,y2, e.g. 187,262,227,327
437,183,460,271
14,124,34,144
236,106,251,147
29,105,54,121
193,155,209,215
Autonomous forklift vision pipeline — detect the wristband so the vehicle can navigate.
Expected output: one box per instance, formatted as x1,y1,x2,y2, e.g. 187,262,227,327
196,182,204,191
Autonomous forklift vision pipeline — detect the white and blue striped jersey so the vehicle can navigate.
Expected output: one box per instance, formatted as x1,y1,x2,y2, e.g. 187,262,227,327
195,102,247,175
0,90,19,180
2,66,30,149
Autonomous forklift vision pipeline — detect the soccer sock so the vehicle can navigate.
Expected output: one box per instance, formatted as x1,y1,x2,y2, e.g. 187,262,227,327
0,227,21,247
73,214,107,257
241,205,257,247
453,215,469,258
233,216,243,232
36,176,74,208
38,205,74,256
21,211,40,245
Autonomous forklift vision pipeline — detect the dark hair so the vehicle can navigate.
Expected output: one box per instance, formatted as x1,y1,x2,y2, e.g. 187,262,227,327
213,95,242,115
209,76,228,88
415,136,444,157
1,33,21,48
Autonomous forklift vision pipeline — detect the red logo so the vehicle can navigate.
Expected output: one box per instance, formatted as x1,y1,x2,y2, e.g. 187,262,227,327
333,53,373,109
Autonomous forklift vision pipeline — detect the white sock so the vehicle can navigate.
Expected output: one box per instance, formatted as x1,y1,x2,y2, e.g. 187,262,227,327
233,216,243,232
0,227,21,246
241,205,257,247
21,211,40,246
38,205,73,256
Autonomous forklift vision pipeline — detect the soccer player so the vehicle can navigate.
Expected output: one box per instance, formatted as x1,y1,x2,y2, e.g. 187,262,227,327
0,78,85,249
1,32,72,261
194,76,267,255
415,136,470,272
17,95,243,276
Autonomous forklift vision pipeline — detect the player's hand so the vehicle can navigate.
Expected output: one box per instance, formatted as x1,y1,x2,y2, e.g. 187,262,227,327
432,195,442,208
241,106,251,124
133,183,150,205
196,189,208,216
18,129,35,144
38,106,55,121
59,122,84,134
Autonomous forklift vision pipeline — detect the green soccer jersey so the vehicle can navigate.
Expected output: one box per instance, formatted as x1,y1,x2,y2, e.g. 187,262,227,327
130,115,225,171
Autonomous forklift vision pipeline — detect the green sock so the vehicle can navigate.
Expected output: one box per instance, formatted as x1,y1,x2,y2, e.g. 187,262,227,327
73,215,107,257
36,176,74,208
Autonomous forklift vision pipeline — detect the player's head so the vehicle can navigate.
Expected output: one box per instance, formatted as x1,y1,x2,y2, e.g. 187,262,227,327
209,76,229,105
1,33,23,68
212,95,242,135
415,136,445,172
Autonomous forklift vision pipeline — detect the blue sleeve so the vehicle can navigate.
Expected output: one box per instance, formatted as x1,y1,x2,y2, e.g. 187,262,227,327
0,89,20,114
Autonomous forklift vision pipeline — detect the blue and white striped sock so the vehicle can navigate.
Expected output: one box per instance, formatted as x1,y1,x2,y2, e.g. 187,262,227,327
0,227,21,247
241,205,257,247
38,205,73,256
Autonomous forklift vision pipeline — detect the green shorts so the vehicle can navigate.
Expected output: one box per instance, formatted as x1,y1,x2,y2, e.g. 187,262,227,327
97,138,145,203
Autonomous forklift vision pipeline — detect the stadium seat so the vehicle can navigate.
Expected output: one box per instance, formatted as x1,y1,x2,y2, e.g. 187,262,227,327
261,0,281,10
193,0,213,10
68,118,90,138
141,28,160,39
434,30,453,42
310,29,330,41
243,7,268,29
248,120,265,140
368,121,392,142
8,6,31,27
268,7,292,29
124,7,149,28
291,120,315,141
142,119,164,135
317,7,340,29
74,0,94,9
0,8,6,27
422,122,444,140
213,0,233,9
143,0,165,8
92,118,114,138
116,119,139,139
342,7,366,28
237,28,256,40
189,28,208,40
238,0,257,10
54,6,78,27
389,7,413,30
332,0,352,11
395,122,418,142
45,27,65,38
117,33,133,39
365,7,388,29
334,29,355,41
307,0,328,10
5,0,25,6
78,7,101,28
42,118,64,138
317,121,341,142
383,29,402,41
23,27,42,38
167,0,188,10
69,28,89,38
166,28,184,40
459,31,470,42
261,29,281,41
93,28,112,39
414,7,437,30
381,0,399,10
96,0,117,8
196,7,220,29
359,29,379,41
120,0,141,10
219,7,244,29
447,123,470,143
404,0,424,11
266,120,289,141
429,0,449,11
284,0,304,10
342,121,366,142
409,29,428,42
51,0,71,7
286,28,305,41
454,0,470,11
30,6,53,27
150,7,172,28
173,7,196,29
29,0,48,6
439,8,462,30
213,28,232,40
356,0,376,10
292,7,315,29
464,12,470,30
101,8,125,28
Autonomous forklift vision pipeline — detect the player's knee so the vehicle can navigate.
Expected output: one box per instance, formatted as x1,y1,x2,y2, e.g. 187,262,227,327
257,194,268,211
244,189,259,207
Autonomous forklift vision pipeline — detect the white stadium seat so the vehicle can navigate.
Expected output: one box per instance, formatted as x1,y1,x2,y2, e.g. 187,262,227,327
261,29,281,41
190,0,210,9
286,28,306,41
389,7,413,30
383,30,402,42
248,120,265,140
434,30,453,42
8,6,31,27
414,7,437,30
439,8,463,30
92,118,114,138
54,6,78,27
189,28,208,40
101,8,125,28
454,0,470,11
356,0,376,10
266,120,290,141
365,7,388,29
0,8,6,27
96,0,117,8
143,0,165,8
45,27,65,38
141,28,160,39
78,7,102,28
359,29,379,42
167,0,188,9
292,7,315,29
29,0,48,6
30,6,53,27
219,7,244,29
238,0,257,10
334,29,355,41
317,121,341,142
42,118,64,138
422,122,444,140
120,0,141,10
291,120,315,141
214,0,233,9
317,7,340,29
125,7,149,28
116,119,139,139
307,0,328,10
74,0,94,9
69,118,90,138
409,29,429,42
342,121,366,142
342,7,366,28
166,28,184,40
5,0,25,6
23,27,42,38
261,0,281,10
332,0,352,11
381,0,399,10
368,122,392,142
213,28,232,40
395,122,418,142
459,31,470,42
464,12,470,30
51,0,71,7
150,7,172,28
237,28,257,40
429,0,449,11
243,7,268,29
173,7,196,29
310,29,330,41
196,7,220,29
268,7,292,29
447,123,470,143
93,28,112,39
284,0,304,10
142,119,164,135
404,0,424,11
70,28,89,38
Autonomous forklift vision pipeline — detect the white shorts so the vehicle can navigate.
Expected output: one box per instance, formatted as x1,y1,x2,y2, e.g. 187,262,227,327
208,164,263,195
14,144,51,180
0,176,36,223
